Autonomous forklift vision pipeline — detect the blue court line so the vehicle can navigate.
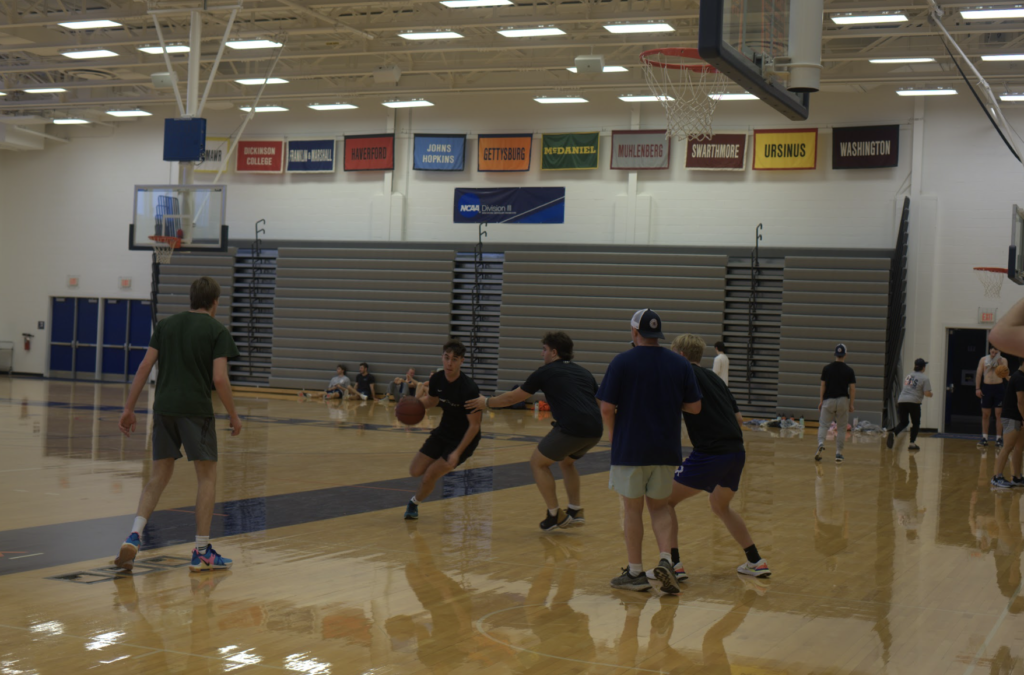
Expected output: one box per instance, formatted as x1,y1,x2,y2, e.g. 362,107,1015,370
0,447,649,578
930,433,985,440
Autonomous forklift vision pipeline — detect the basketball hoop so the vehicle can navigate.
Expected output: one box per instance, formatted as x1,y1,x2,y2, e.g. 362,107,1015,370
640,48,728,143
974,267,1008,298
149,235,181,265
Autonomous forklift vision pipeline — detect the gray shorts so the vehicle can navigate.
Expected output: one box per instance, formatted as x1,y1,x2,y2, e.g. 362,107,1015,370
537,427,601,462
1003,418,1022,435
609,465,677,500
153,414,218,462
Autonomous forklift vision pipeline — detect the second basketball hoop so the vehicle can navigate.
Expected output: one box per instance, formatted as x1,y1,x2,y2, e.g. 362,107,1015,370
640,47,728,143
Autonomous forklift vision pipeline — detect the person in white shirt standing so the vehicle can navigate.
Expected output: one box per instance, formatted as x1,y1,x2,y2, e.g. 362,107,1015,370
713,341,730,387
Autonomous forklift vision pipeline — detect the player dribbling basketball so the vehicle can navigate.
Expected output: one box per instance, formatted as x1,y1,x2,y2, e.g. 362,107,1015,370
404,339,482,520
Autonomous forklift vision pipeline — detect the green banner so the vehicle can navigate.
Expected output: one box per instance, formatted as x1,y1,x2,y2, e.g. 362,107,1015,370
541,131,600,170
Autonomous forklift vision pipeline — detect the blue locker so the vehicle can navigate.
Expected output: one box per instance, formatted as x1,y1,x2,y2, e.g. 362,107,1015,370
74,298,99,377
102,299,129,376
49,297,75,373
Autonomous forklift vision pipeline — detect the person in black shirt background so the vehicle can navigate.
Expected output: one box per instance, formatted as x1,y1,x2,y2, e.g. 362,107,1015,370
467,331,603,531
992,363,1024,489
404,340,481,520
658,334,770,583
355,362,377,401
816,344,857,464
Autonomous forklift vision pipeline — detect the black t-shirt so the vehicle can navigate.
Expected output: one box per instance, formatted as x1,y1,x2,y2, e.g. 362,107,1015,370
1002,370,1024,420
821,362,856,400
429,370,482,440
682,366,745,455
521,360,603,438
356,372,375,394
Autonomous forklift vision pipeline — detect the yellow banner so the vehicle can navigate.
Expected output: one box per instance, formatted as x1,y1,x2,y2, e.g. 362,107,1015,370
753,128,818,170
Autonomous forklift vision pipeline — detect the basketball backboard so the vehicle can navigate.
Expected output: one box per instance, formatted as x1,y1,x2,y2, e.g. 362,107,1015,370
129,184,228,252
698,0,811,120
1008,204,1024,285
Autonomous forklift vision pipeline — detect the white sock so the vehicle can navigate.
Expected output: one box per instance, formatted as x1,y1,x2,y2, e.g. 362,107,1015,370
628,563,644,576
660,552,672,564
131,516,147,535
984,434,989,440
411,496,420,505
548,508,559,516
568,504,581,511
195,535,210,550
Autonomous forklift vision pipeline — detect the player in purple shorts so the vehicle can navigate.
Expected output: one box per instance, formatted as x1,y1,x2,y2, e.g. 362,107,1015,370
651,334,770,587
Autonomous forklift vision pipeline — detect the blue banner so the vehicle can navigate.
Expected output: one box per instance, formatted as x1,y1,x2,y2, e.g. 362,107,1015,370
286,139,336,173
413,134,466,171
453,187,565,224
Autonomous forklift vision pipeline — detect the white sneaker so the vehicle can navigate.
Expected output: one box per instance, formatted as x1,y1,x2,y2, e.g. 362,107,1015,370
359,393,368,401
737,559,771,578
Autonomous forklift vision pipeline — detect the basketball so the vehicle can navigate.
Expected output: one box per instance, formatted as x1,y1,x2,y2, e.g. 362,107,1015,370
997,364,1011,379
395,396,426,425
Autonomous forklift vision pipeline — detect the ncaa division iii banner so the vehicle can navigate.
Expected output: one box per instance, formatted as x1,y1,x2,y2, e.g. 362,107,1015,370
542,132,599,170
454,187,565,224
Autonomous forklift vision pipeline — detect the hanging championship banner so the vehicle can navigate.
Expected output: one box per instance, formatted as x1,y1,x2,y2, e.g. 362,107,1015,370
413,134,466,171
832,125,899,169
236,139,284,173
197,136,231,174
686,134,747,170
286,139,336,173
453,187,565,224
753,128,817,170
541,131,599,170
610,130,670,170
344,133,395,171
478,134,532,172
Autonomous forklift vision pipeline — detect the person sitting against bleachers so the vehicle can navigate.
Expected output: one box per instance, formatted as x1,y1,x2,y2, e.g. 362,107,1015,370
323,365,357,400
384,368,420,403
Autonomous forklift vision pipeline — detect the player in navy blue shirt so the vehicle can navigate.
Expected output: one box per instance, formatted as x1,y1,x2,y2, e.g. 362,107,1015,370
597,309,702,593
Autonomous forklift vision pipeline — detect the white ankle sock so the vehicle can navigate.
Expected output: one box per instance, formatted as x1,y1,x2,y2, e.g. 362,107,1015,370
984,434,990,440
548,508,559,516
131,516,147,535
568,504,581,511
195,535,210,550
628,563,644,575
660,552,672,564
410,496,420,505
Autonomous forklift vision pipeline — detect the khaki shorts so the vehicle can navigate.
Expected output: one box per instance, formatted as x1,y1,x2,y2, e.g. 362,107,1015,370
609,465,677,499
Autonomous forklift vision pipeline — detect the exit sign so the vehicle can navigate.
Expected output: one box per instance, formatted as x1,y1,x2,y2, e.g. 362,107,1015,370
979,307,998,324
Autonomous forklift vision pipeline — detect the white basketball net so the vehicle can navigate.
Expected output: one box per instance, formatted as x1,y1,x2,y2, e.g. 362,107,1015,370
642,51,728,143
152,240,176,265
974,267,1006,299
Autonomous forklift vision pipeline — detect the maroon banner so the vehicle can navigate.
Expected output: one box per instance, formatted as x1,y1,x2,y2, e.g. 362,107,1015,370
685,134,747,170
236,139,284,173
344,133,395,171
832,125,899,169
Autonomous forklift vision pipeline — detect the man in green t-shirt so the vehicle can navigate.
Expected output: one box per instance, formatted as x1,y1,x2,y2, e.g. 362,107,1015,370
113,276,243,573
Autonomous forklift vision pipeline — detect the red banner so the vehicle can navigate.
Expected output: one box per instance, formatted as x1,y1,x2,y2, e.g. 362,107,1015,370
236,139,284,173
685,134,747,170
344,134,395,171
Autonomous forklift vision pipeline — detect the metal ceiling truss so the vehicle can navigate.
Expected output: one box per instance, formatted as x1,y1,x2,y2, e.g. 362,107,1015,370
0,0,1023,117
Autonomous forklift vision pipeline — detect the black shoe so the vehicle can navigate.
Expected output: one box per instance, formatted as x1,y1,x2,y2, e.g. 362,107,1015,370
814,445,824,462
404,501,419,520
539,509,568,531
908,443,920,451
564,507,586,527
886,431,895,449
652,559,681,594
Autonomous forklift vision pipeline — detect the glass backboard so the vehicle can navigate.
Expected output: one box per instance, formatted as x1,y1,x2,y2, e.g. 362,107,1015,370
129,184,228,252
698,0,811,120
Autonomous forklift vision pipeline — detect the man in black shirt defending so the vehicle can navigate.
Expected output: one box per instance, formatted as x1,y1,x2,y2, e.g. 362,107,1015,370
467,331,603,531
404,339,482,520
656,334,770,586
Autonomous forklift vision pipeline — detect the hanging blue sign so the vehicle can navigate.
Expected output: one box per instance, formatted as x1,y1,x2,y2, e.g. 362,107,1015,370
453,187,565,224
413,134,466,171
286,139,336,173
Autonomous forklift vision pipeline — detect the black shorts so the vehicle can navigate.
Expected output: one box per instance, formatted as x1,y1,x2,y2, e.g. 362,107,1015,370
152,414,218,462
537,427,601,462
419,432,481,467
674,450,745,493
982,382,1007,409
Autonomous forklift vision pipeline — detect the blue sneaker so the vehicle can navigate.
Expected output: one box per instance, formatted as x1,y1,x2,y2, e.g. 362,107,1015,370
992,476,1014,490
189,545,232,572
404,501,419,520
114,532,141,571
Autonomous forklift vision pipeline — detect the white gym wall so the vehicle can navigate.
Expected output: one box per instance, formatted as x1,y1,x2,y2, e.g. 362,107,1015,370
1,87,1022,434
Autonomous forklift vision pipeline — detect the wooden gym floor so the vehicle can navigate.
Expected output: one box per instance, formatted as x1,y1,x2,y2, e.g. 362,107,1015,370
0,376,1020,675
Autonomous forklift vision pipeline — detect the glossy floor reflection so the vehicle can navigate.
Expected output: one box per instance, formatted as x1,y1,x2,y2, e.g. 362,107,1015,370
1,377,1022,674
